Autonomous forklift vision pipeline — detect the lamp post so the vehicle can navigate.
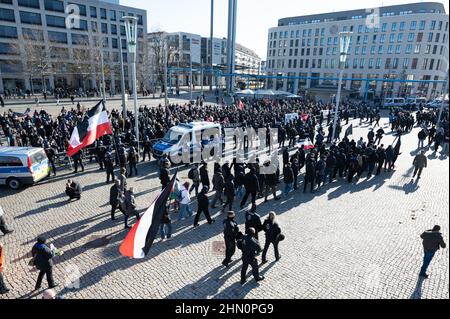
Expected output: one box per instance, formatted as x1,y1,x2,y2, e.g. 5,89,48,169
164,40,169,107
331,31,352,143
119,33,127,130
123,15,139,151
437,69,449,129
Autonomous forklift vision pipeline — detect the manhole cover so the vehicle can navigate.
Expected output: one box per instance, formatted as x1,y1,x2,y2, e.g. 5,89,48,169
84,235,111,248
212,241,225,256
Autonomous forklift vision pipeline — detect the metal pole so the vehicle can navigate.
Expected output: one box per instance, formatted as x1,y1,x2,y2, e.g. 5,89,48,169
437,69,449,129
119,35,127,129
332,68,344,142
231,0,237,94
100,49,106,101
201,59,204,96
190,58,193,102
131,53,139,152
226,0,234,94
164,42,169,107
210,0,214,92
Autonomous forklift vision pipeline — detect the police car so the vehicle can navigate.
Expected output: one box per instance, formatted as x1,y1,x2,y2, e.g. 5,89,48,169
0,147,51,190
152,122,222,162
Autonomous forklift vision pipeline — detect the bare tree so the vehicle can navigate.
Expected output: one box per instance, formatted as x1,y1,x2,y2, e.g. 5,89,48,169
136,41,152,95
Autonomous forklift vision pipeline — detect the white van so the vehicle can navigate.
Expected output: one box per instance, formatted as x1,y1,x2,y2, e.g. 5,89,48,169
383,98,406,108
0,147,50,189
152,122,222,162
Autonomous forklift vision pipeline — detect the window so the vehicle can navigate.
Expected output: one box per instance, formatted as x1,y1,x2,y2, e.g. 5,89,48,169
101,23,107,34
410,21,417,30
90,6,97,18
363,35,368,44
0,156,23,167
425,44,431,54
411,58,418,69
414,44,421,53
397,33,403,42
392,58,398,69
368,58,374,69
389,34,395,43
20,11,41,25
387,45,393,54
68,3,86,16
0,43,18,55
395,45,401,54
353,58,358,68
44,0,63,12
417,32,423,42
137,14,143,25
427,32,433,42
435,33,440,43
432,45,437,54
429,59,434,70
0,25,17,38
407,33,414,42
18,0,39,9
376,58,381,69
111,24,117,35
0,0,13,4
48,30,67,43
109,10,116,21
73,19,87,31
362,47,367,55
370,46,376,55
406,44,412,53
380,34,386,43
378,45,383,54
430,21,436,30
355,46,360,55
0,8,14,22
399,22,405,31
358,25,363,33
22,28,43,41
46,15,66,28
381,23,387,32
391,22,397,31
71,33,88,45
91,21,97,32
419,20,426,30
422,58,428,69
100,8,107,20
438,21,443,31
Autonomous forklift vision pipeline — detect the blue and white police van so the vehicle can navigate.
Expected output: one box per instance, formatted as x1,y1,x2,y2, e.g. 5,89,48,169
152,122,222,162
0,147,51,190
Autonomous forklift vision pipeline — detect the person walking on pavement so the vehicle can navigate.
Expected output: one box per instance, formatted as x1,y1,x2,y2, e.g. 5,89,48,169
237,228,265,285
0,205,14,235
222,211,240,268
110,180,121,221
142,136,152,162
188,164,200,196
419,225,446,278
240,168,260,209
104,152,115,183
123,187,140,229
199,161,210,190
222,173,235,212
417,129,427,149
304,155,316,193
0,243,10,295
283,162,294,197
412,150,427,179
159,161,171,190
31,237,57,290
96,141,106,170
159,206,172,241
178,182,193,221
263,160,280,202
261,212,282,264
211,168,225,208
245,207,263,240
127,146,138,177
194,186,215,227
72,149,84,173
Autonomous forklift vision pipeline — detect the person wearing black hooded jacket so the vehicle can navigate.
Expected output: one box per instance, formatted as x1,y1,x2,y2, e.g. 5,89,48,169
240,168,260,209
31,237,57,290
261,212,281,264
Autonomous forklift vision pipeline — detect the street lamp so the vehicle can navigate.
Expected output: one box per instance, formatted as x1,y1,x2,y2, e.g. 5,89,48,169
123,15,139,151
331,31,352,143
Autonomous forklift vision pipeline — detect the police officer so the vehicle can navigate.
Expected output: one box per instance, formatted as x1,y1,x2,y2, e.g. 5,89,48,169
45,146,57,176
142,136,152,162
96,141,106,170
222,211,240,268
109,180,121,221
261,212,282,264
72,149,84,173
238,228,265,285
104,152,115,183
245,206,262,240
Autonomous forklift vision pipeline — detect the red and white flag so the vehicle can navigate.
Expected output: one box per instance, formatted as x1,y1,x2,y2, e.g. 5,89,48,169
120,172,177,259
297,138,315,150
67,100,112,157
238,100,245,110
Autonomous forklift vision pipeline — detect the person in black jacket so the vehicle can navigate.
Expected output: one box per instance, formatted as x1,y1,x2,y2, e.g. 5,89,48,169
261,212,282,264
223,174,235,212
104,152,115,183
194,186,215,227
245,207,262,240
45,147,57,176
419,225,446,278
159,162,171,190
65,179,82,200
72,149,84,173
199,162,210,190
283,163,294,196
238,228,265,285
32,237,57,290
127,146,138,177
109,180,121,221
240,168,260,209
222,211,240,267
263,160,280,202
304,155,316,193
96,141,106,170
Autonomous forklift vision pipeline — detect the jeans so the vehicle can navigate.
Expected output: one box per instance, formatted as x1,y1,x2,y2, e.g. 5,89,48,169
262,239,280,262
236,185,244,198
178,204,192,221
418,139,425,149
159,223,172,239
284,183,293,196
419,251,436,276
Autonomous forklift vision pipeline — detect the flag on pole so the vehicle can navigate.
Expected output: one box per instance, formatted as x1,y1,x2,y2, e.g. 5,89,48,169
67,100,112,157
238,100,245,111
344,124,353,138
297,138,315,150
301,113,309,122
120,172,178,259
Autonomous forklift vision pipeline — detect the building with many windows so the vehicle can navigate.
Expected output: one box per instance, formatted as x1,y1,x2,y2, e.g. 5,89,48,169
0,0,147,94
265,2,449,100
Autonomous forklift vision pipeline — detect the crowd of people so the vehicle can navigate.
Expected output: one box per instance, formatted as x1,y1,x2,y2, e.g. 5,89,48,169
0,96,449,292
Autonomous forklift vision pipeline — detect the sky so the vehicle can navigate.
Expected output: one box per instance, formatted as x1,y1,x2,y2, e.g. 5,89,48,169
121,0,449,60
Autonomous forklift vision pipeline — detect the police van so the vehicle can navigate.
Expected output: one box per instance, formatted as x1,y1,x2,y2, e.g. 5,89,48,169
0,147,51,189
152,122,222,162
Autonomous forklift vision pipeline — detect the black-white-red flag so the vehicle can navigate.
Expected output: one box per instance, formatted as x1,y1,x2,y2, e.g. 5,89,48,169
120,172,177,259
67,100,112,157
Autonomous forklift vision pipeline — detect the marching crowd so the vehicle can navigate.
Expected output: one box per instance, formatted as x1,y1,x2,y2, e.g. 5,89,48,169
0,97,449,293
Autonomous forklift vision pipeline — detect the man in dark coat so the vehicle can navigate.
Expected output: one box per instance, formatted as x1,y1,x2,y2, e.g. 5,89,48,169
413,150,427,179
96,141,106,170
261,212,282,264
159,162,171,190
65,179,82,200
419,225,446,278
45,147,57,176
31,237,57,290
199,162,210,189
304,155,316,193
263,161,280,202
223,174,235,212
240,168,260,209
127,146,138,177
222,211,240,268
72,149,84,173
245,207,262,240
211,169,225,208
194,186,215,227
238,228,265,285
104,152,115,183
109,180,121,221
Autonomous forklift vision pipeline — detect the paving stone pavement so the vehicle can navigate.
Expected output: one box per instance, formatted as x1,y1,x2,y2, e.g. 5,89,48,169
0,115,448,299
